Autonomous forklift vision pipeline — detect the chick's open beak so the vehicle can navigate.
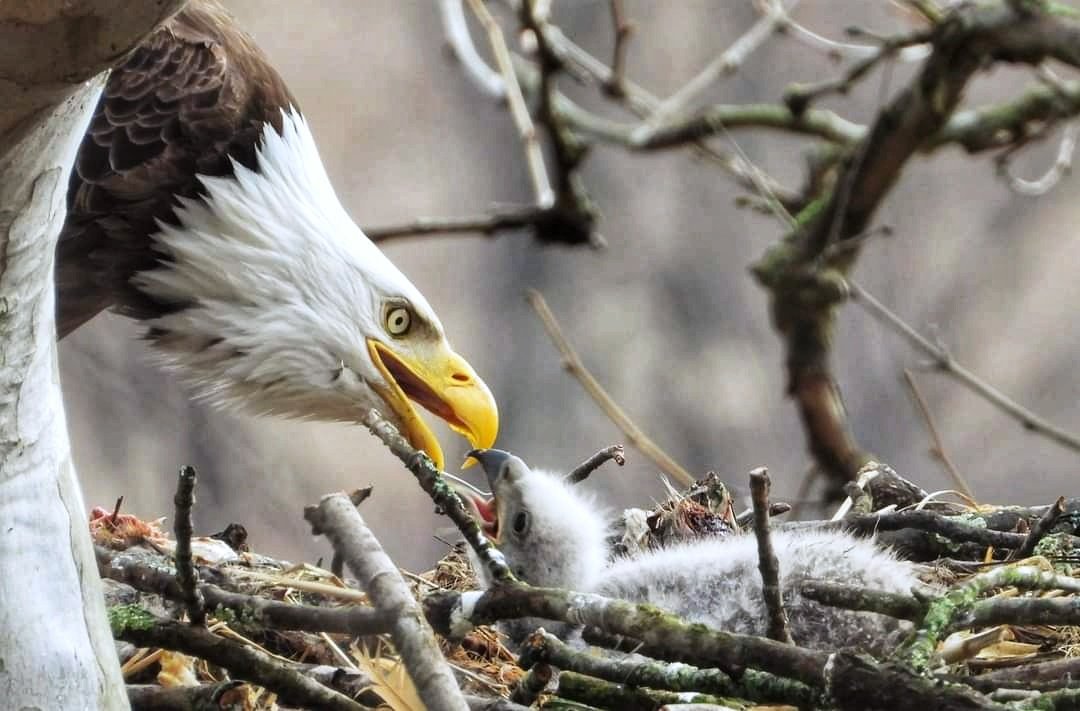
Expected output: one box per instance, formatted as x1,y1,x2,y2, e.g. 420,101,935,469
367,339,498,471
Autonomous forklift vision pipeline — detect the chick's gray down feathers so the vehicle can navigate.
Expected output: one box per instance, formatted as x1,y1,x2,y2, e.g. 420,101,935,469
465,449,922,654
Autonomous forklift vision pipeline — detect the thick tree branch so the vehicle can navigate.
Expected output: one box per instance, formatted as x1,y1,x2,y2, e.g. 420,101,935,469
110,607,366,711
96,545,392,638
305,492,467,711
518,628,816,707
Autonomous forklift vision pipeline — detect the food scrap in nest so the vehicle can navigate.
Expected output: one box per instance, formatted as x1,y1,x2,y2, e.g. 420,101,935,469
617,471,740,555
649,471,739,543
90,504,168,549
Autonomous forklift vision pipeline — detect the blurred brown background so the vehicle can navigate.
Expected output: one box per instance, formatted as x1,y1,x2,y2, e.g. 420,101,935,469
60,2,1080,571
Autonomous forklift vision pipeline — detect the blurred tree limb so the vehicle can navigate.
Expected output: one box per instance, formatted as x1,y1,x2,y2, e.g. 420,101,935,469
750,2,1080,497
429,0,1080,502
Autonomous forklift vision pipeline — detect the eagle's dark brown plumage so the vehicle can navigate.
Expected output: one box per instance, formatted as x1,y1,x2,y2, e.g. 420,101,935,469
52,0,500,469
57,0,294,337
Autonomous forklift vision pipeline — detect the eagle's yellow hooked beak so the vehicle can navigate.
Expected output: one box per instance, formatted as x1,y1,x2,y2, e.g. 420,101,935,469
367,339,498,470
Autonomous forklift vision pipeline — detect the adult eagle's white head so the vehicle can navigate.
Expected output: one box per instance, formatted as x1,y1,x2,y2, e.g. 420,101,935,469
56,0,497,468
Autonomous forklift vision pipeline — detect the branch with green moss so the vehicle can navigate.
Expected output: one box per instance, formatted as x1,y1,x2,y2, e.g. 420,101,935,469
900,564,1080,673
799,580,926,622
518,629,817,708
554,671,743,711
96,545,391,637
803,575,1080,635
510,660,553,706
422,581,829,688
362,408,514,585
109,605,367,711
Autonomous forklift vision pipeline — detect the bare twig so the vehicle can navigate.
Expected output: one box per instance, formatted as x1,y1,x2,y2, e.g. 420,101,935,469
305,492,468,711
799,580,925,621
748,468,793,645
526,289,695,486
603,0,633,96
903,369,974,498
784,28,933,114
734,502,792,529
1000,120,1079,195
464,0,554,207
110,495,124,525
517,0,601,247
173,465,205,626
366,206,552,242
781,12,933,61
517,18,805,206
967,656,1080,689
439,0,507,99
579,102,862,150
564,444,625,485
1011,495,1066,560
849,280,1080,454
647,0,798,125
362,409,514,584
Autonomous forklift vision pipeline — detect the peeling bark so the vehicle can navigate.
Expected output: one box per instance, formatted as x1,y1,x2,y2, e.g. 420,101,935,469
0,2,184,708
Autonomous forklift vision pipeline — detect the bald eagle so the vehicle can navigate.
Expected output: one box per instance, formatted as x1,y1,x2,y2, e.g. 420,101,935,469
55,0,497,469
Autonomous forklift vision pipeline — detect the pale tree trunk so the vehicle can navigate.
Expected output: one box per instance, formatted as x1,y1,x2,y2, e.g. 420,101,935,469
0,3,185,708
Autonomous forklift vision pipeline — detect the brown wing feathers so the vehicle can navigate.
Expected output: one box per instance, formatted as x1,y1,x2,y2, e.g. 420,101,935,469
56,0,295,338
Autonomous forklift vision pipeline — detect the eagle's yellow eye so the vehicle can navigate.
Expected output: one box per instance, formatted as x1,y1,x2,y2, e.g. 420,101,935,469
386,307,411,336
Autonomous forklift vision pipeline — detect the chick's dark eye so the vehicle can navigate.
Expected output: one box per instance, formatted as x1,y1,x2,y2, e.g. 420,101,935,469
512,511,530,536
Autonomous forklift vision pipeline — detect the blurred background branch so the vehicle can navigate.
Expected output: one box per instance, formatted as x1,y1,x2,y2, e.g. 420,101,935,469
62,1,1080,573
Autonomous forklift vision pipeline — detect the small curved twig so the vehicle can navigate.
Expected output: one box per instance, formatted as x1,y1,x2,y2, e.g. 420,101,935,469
849,280,1080,455
527,290,695,486
1000,120,1079,196
438,0,506,99
564,444,625,485
463,0,554,207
